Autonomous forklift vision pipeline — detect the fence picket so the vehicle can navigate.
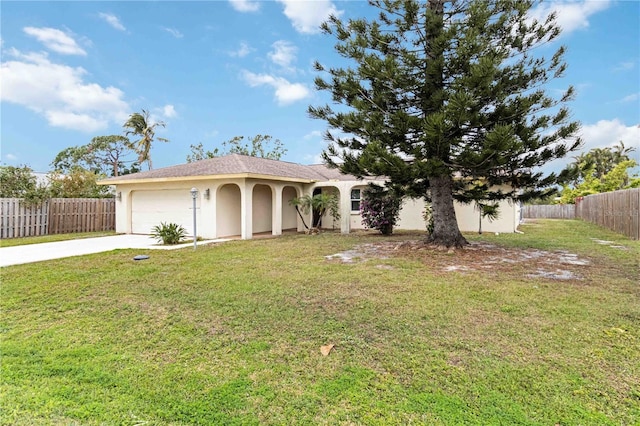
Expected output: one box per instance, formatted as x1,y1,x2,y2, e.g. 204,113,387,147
0,198,115,239
576,188,640,240
522,204,575,219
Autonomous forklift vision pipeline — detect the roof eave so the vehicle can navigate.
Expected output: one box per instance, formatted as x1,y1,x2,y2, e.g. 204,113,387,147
97,173,318,186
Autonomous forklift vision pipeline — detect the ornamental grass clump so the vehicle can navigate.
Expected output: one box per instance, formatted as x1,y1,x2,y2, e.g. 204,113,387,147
360,185,401,235
151,222,187,245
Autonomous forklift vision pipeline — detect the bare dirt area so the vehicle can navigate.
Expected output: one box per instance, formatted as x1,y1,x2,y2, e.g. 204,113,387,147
325,240,592,281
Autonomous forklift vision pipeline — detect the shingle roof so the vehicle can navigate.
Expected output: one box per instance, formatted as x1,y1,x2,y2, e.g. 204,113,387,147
306,164,378,182
99,154,370,184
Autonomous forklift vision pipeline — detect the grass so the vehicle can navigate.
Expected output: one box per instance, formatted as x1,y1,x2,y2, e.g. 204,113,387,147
1,219,638,425
0,231,116,248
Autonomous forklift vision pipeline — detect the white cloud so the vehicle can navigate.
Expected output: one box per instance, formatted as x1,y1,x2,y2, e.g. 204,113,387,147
163,27,184,38
619,93,640,103
5,153,18,161
304,130,323,140
268,40,297,70
229,42,253,58
613,61,635,72
0,49,130,132
276,0,342,34
162,104,177,118
304,153,324,164
99,13,126,32
529,0,610,36
229,0,260,13
580,120,640,153
23,27,87,56
542,119,640,174
241,70,311,105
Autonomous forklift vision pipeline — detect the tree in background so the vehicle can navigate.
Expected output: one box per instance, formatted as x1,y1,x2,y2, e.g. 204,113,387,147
0,165,48,203
186,135,287,162
563,141,636,188
51,135,138,177
309,0,580,247
557,159,639,204
557,142,638,204
48,169,111,199
359,184,402,235
123,109,169,170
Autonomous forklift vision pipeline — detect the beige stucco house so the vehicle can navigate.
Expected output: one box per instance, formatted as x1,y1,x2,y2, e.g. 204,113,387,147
98,154,521,239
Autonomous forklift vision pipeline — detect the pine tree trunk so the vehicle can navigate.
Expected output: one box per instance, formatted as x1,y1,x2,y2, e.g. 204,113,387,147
426,175,468,248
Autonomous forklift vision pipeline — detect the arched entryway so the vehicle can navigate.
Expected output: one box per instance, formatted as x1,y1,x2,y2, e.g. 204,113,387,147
216,184,241,237
313,186,340,230
281,186,298,231
252,184,273,234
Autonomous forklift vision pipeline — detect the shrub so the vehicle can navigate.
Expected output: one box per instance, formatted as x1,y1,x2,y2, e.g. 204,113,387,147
360,185,402,235
151,222,187,245
422,203,434,234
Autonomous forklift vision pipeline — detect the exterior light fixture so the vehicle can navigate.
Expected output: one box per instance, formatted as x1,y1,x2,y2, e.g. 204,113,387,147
116,192,122,201
190,188,198,250
204,188,210,200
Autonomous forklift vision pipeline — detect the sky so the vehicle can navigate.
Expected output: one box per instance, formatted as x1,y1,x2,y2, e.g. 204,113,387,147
1,0,639,176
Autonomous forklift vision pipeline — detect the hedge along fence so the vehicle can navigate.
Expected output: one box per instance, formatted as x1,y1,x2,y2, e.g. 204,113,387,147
0,198,115,239
575,188,640,240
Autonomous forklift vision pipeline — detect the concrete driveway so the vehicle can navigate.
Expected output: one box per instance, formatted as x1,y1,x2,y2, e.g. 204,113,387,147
0,235,230,267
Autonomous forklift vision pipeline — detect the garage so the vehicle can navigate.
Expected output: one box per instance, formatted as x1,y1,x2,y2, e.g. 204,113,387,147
131,189,198,235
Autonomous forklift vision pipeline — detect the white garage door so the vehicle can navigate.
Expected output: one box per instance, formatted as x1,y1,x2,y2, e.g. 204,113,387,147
131,190,196,235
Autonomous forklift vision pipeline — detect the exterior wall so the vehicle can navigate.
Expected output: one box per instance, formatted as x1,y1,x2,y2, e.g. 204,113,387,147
397,198,426,230
453,199,519,233
396,196,519,233
115,180,214,237
348,185,368,230
252,184,272,234
113,175,520,239
114,178,306,239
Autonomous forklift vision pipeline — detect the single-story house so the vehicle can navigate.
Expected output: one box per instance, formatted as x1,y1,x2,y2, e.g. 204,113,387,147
98,154,521,239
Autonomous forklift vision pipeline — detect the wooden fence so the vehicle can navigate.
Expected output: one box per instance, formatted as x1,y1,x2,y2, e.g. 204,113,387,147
522,204,576,219
0,198,115,239
575,188,640,240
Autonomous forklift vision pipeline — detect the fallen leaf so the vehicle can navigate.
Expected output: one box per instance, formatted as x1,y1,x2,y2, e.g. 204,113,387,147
320,344,335,356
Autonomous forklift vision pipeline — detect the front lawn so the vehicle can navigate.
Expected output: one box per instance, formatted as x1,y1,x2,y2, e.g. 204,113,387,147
0,231,116,248
1,220,638,425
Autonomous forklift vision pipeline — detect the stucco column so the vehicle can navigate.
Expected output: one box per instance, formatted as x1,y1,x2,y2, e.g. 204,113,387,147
208,183,219,239
273,185,283,236
339,186,351,234
241,182,254,240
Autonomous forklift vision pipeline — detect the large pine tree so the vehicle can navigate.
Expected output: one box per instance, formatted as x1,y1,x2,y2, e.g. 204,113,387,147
309,0,581,247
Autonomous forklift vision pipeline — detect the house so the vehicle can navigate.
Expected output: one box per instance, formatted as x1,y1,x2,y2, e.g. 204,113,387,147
98,154,521,239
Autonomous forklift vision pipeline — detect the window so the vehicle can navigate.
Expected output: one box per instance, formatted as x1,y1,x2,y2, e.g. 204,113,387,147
351,189,361,212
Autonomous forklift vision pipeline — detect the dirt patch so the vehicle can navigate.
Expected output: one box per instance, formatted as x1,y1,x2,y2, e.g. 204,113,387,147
590,238,629,250
325,240,591,281
325,243,391,263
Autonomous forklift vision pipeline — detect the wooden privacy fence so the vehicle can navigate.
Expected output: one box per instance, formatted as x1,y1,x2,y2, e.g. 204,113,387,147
0,198,115,239
522,204,576,219
575,188,640,240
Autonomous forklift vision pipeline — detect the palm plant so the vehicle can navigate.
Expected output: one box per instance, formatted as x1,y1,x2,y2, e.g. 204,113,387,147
475,202,500,235
123,109,169,170
289,193,340,232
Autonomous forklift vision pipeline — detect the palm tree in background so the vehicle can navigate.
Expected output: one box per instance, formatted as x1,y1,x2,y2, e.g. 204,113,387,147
123,109,169,170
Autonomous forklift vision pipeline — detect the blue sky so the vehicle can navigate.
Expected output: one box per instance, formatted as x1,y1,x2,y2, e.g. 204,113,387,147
1,0,639,175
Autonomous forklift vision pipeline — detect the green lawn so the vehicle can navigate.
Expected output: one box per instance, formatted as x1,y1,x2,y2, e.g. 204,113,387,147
0,231,116,247
1,220,638,425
